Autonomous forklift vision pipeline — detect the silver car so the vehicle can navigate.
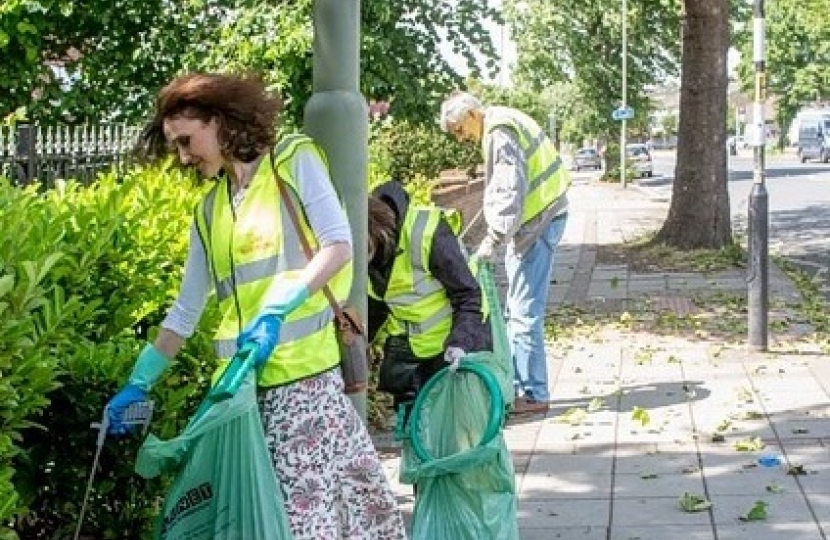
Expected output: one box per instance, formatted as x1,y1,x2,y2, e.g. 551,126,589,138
625,143,653,177
572,147,602,171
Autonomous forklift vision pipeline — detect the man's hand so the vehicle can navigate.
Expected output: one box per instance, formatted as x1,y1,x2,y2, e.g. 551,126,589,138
474,236,496,263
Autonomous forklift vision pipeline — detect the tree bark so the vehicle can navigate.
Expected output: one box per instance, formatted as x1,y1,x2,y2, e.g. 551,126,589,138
655,0,731,249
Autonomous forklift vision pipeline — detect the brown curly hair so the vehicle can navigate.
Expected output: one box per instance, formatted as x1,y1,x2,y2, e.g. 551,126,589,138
136,72,283,164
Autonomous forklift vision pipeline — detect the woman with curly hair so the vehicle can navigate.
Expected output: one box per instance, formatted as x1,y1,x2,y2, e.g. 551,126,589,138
105,72,406,539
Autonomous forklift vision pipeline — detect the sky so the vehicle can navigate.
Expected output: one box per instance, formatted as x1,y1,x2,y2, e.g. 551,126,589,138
440,0,518,86
446,1,742,88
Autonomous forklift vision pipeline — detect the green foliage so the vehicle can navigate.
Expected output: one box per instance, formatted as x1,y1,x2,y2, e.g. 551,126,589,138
739,500,768,521
403,175,437,207
191,0,503,126
660,113,679,136
0,167,219,538
185,0,315,130
467,80,556,132
0,184,66,531
504,0,681,142
360,0,502,122
370,118,480,182
368,121,394,194
0,0,219,123
2,0,503,126
598,141,636,182
734,0,830,140
678,492,712,512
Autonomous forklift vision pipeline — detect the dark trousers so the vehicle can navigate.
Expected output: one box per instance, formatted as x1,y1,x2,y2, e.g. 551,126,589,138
379,336,445,409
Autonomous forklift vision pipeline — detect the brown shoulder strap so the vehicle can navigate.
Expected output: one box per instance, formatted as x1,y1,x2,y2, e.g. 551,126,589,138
270,149,347,322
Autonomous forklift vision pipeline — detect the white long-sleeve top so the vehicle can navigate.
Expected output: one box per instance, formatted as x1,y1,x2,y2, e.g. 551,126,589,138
160,147,353,338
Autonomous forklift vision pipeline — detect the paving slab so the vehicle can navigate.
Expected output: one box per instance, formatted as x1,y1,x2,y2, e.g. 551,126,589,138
375,180,829,539
518,498,611,528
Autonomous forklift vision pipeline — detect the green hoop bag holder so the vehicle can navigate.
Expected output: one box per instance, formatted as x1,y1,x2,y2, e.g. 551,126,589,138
398,264,519,540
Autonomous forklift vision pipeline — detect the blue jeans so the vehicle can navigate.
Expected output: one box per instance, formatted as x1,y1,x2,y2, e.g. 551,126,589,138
505,214,568,402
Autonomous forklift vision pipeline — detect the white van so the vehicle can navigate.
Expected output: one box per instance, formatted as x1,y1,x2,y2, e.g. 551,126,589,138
794,110,830,163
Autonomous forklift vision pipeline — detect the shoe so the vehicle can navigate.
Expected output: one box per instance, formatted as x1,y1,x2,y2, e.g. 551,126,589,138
511,396,549,415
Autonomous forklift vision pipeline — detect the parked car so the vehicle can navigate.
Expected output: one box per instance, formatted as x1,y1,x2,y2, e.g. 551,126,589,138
797,112,830,163
572,147,602,171
625,143,653,177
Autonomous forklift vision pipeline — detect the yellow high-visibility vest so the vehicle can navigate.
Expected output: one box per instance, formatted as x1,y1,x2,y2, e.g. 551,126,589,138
484,106,570,223
369,206,459,358
194,134,351,387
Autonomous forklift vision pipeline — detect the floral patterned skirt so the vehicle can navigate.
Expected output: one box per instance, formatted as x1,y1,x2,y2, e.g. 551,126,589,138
259,368,406,540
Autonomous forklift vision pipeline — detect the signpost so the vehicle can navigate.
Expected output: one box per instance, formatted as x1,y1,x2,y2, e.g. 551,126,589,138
613,105,634,188
612,106,635,121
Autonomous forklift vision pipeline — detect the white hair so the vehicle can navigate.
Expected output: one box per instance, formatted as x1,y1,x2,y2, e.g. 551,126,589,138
439,92,482,132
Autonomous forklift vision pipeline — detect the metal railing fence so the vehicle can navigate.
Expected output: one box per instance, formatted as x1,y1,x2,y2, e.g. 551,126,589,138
0,123,141,188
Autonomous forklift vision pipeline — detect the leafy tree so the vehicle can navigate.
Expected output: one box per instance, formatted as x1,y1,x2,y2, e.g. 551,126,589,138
504,0,681,147
0,0,219,124
361,1,502,123
184,0,316,130
466,79,554,128
660,113,679,137
735,0,830,144
655,0,732,248
192,0,503,127
3,0,501,127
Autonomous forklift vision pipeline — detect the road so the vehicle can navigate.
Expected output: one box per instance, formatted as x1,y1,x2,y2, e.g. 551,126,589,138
635,149,830,301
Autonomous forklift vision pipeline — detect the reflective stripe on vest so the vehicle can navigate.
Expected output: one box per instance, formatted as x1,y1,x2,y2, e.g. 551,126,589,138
194,134,351,387
484,106,570,224
370,206,453,358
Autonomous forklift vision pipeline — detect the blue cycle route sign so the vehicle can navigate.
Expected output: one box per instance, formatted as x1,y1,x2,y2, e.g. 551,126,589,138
612,106,635,121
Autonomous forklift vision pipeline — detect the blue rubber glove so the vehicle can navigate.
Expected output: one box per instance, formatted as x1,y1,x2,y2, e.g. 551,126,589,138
106,343,170,435
106,384,148,436
237,315,282,368
237,280,309,367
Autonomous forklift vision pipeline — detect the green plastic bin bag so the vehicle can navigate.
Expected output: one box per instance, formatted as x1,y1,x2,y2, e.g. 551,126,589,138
135,347,293,540
400,357,519,540
474,262,515,409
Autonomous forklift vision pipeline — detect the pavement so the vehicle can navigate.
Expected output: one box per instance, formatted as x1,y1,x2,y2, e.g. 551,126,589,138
373,178,830,539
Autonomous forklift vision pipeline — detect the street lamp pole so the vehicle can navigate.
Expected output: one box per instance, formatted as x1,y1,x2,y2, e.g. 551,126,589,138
620,0,628,189
305,0,370,419
748,0,768,350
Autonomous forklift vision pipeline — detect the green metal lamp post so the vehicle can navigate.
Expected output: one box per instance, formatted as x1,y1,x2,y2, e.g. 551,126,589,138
304,0,369,421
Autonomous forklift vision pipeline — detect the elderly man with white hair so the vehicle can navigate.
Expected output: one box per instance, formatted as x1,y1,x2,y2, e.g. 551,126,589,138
440,90,570,414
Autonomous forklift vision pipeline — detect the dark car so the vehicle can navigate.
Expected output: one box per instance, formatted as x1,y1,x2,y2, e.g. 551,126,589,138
572,147,602,171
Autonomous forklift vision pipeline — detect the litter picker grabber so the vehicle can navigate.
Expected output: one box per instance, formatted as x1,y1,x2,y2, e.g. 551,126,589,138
73,400,154,540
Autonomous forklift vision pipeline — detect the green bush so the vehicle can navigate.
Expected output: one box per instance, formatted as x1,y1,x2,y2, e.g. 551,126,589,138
598,142,638,183
370,118,480,182
0,167,220,539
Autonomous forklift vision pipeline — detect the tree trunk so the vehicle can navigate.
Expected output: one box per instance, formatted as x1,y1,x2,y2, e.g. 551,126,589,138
655,0,731,249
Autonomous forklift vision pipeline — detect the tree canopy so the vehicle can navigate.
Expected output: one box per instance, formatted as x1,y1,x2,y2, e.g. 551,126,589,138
735,0,830,138
1,0,502,126
0,0,216,124
504,0,681,141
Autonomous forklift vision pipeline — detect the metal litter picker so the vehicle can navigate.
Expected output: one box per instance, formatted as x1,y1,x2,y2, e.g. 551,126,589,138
73,400,155,540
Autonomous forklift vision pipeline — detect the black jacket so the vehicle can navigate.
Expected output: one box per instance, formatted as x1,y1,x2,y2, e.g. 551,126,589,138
368,181,492,357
